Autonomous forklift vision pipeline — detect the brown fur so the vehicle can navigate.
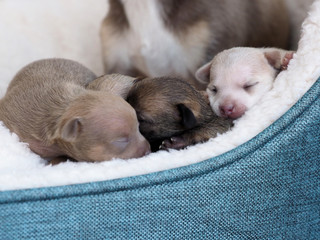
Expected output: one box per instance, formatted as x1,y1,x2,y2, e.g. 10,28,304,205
161,0,288,49
107,0,129,30
0,59,150,162
126,77,233,150
101,0,289,89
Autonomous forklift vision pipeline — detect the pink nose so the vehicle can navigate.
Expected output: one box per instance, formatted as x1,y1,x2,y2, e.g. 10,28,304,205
219,104,235,117
219,103,246,119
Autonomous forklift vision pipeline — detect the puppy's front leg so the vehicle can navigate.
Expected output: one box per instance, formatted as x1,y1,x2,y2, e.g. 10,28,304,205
160,118,233,150
47,156,72,165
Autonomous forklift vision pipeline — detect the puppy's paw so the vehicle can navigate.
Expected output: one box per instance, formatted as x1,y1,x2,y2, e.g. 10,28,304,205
281,52,295,70
48,156,69,165
160,137,188,150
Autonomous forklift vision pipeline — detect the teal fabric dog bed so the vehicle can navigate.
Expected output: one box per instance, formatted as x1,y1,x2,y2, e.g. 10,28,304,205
1,1,320,239
1,77,319,239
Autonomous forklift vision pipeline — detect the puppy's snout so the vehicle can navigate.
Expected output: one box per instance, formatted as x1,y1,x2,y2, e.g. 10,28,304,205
137,139,151,157
219,104,235,117
219,102,246,119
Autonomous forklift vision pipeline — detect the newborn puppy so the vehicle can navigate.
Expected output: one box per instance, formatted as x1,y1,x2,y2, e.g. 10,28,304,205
195,47,295,119
101,0,289,89
125,77,232,150
0,59,150,162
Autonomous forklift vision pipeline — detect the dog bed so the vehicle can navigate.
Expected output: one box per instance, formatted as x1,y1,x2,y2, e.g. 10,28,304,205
1,0,320,239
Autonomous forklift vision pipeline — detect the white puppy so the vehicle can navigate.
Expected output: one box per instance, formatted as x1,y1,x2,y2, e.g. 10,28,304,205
195,47,294,119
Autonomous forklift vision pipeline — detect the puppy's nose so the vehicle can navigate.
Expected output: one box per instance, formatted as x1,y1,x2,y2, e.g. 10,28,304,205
138,140,151,157
219,103,246,119
220,104,234,117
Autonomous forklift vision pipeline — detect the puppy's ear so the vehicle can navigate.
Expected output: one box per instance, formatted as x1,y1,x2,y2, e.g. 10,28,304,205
60,117,83,142
195,61,212,84
264,50,295,71
87,74,136,99
177,104,197,130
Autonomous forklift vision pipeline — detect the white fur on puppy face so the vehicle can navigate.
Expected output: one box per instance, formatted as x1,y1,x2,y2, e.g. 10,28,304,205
206,48,276,119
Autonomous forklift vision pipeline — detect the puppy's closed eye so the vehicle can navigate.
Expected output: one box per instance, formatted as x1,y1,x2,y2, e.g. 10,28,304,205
209,86,218,94
243,82,259,91
112,137,130,151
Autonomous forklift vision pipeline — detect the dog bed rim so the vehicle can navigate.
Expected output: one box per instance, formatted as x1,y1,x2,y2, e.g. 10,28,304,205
1,77,319,204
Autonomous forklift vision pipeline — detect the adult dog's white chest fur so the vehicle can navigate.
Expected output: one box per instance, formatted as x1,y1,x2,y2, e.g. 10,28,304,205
102,0,209,79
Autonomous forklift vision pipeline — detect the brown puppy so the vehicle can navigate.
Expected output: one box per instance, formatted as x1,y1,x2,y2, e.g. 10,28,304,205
101,0,289,89
0,59,150,162
125,77,233,151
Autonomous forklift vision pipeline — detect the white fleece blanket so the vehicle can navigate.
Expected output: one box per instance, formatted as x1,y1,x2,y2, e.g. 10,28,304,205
1,0,320,191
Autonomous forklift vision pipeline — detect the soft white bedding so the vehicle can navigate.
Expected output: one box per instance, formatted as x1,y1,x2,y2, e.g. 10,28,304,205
1,0,320,191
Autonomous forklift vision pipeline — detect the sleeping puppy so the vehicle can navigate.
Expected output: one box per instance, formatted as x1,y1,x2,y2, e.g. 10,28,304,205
0,59,150,162
125,77,233,151
100,0,290,89
195,47,295,119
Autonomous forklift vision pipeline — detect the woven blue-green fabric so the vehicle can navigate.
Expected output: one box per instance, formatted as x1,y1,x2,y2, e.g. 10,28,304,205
1,78,320,240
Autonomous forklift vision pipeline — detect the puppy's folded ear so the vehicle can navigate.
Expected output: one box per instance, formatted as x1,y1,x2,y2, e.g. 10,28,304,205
177,104,197,130
87,74,136,99
60,117,83,142
264,49,295,71
195,61,212,84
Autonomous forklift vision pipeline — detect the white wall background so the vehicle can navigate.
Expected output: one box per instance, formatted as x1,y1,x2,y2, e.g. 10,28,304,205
0,0,108,96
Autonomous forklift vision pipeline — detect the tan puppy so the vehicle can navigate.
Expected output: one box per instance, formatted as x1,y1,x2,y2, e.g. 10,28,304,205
101,0,289,89
195,47,295,119
0,59,150,162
